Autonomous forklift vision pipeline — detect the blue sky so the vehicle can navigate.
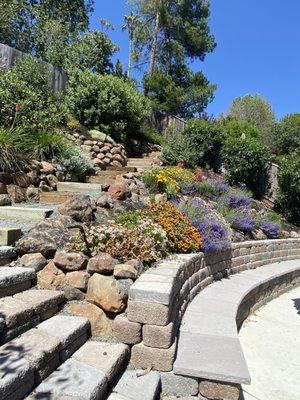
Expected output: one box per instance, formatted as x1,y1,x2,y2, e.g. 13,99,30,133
90,0,300,119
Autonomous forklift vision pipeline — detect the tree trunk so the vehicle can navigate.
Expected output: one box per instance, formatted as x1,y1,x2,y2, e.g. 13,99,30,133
127,36,133,79
149,9,159,75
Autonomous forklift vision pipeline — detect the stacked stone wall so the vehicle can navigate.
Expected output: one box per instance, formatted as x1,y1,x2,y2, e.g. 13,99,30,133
113,238,300,371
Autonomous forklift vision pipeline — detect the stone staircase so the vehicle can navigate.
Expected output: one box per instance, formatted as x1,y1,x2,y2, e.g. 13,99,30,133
0,266,161,400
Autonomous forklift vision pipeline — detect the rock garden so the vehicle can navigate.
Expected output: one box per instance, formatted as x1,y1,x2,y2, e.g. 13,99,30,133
0,1,300,399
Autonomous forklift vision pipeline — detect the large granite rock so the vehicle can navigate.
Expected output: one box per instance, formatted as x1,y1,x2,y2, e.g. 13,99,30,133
66,302,113,338
87,274,127,313
54,251,88,271
58,195,94,224
16,215,76,257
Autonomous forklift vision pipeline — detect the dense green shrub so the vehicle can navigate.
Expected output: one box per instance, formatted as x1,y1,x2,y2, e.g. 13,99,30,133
275,151,300,225
57,143,93,179
183,118,224,168
139,122,164,145
162,133,198,167
273,113,300,155
222,136,271,189
66,71,150,141
0,56,65,129
222,119,262,140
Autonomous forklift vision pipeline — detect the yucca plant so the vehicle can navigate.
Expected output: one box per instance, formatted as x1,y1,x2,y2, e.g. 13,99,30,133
0,126,29,171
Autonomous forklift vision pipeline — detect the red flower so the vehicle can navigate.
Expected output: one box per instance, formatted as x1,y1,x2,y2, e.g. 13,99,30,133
177,162,185,169
195,170,203,182
15,103,21,112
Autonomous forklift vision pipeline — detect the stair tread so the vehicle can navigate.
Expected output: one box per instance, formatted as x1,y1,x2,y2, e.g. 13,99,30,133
0,267,36,288
0,314,90,400
0,289,64,330
28,358,107,400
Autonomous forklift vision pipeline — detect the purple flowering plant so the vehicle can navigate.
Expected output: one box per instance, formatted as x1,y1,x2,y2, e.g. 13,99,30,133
179,198,231,252
261,221,281,238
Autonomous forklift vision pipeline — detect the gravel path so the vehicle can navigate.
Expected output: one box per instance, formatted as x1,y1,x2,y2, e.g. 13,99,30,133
239,286,300,400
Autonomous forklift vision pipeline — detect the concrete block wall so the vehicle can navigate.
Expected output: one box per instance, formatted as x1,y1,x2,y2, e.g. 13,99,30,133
113,238,300,372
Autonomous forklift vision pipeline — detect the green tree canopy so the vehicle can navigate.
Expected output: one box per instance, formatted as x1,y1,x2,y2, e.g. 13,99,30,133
274,113,300,155
128,0,216,117
227,94,276,135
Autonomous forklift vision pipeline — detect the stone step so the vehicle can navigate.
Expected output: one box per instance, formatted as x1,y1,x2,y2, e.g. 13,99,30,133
107,166,137,173
108,368,161,400
0,246,17,266
0,315,90,400
39,191,73,204
0,227,22,246
0,206,53,221
87,175,116,186
57,181,102,194
0,266,36,298
0,289,65,344
28,341,129,400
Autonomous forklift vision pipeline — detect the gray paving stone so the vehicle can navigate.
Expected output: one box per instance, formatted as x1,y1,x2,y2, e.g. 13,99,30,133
187,296,238,318
160,371,199,396
0,295,34,328
32,358,107,399
0,245,16,259
14,289,64,315
180,310,237,338
0,206,53,221
0,315,40,345
37,315,90,347
113,369,161,400
174,332,251,385
0,343,34,399
72,341,129,381
0,266,35,288
129,280,174,305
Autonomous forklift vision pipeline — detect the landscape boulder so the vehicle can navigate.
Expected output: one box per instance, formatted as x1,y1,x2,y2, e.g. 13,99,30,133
54,250,88,271
16,215,76,257
6,184,26,203
18,253,47,272
66,302,113,338
66,271,89,291
87,274,127,313
58,195,94,224
114,263,139,280
108,184,129,201
37,261,66,290
87,252,118,274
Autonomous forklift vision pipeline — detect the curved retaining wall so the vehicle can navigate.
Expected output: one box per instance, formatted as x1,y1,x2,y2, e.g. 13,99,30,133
113,238,300,371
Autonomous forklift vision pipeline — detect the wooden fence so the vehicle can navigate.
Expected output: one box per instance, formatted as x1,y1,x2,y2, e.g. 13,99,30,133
0,43,67,91
150,112,186,137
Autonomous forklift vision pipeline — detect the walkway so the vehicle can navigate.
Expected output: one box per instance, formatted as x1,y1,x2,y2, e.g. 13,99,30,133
239,287,300,400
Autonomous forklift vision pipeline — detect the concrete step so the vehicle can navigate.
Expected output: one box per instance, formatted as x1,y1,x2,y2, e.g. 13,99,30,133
109,368,161,400
28,341,129,399
0,246,17,266
0,206,53,221
0,315,90,400
0,289,65,344
0,266,36,298
0,227,22,246
57,182,102,194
